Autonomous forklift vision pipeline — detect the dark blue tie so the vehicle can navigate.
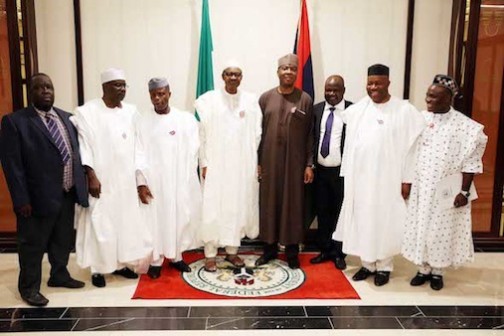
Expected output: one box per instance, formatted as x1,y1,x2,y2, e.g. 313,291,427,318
320,107,335,158
45,113,70,164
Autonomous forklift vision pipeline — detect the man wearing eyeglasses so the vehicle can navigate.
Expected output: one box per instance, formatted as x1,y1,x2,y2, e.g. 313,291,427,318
195,60,262,273
256,54,314,270
71,68,151,288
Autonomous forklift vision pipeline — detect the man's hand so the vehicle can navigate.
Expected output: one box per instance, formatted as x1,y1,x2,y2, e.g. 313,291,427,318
16,204,32,218
87,174,101,198
138,185,153,204
257,165,262,181
454,193,469,208
201,167,207,179
85,166,101,198
304,167,314,184
401,183,412,200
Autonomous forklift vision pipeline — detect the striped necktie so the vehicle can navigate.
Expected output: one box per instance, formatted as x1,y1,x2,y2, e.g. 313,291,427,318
45,113,70,164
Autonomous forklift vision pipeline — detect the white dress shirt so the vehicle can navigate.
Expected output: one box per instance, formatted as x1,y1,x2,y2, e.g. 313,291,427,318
317,99,345,167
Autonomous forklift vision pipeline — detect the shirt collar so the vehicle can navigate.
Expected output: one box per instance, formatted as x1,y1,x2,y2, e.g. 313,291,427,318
34,105,56,117
325,99,345,111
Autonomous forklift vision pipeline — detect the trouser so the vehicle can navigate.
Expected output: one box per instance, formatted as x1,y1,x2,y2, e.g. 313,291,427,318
204,243,238,258
17,189,75,296
263,242,299,260
418,263,445,276
151,252,183,267
314,165,345,258
361,257,394,272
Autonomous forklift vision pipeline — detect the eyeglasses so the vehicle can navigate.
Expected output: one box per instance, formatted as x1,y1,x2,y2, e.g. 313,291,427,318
112,83,128,89
279,65,298,71
224,72,242,77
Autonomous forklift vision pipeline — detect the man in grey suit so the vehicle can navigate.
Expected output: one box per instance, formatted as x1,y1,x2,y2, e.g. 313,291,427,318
310,75,352,270
0,73,89,306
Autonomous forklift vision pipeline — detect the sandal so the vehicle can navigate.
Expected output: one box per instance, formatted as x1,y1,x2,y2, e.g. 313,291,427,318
225,254,245,267
204,258,217,272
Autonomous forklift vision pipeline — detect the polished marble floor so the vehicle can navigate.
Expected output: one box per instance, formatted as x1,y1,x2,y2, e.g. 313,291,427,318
0,250,503,334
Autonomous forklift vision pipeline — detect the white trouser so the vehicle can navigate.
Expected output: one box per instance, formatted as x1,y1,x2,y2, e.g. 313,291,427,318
204,243,238,258
361,257,394,272
418,263,444,276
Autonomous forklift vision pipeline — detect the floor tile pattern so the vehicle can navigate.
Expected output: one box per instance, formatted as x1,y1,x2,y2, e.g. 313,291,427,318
0,305,503,332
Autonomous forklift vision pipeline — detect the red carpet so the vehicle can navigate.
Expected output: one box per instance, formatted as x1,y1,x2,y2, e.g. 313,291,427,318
132,252,360,300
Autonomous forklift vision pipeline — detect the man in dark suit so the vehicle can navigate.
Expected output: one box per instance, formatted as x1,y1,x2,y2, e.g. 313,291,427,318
0,73,89,306
310,75,352,270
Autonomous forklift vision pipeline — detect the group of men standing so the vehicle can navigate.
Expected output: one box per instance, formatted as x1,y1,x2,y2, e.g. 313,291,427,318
0,53,487,307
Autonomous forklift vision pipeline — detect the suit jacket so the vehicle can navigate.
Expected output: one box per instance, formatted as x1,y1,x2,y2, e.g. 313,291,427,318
313,100,353,166
0,105,89,217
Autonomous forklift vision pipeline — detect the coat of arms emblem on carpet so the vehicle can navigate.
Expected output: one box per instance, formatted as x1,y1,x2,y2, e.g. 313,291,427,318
182,255,305,297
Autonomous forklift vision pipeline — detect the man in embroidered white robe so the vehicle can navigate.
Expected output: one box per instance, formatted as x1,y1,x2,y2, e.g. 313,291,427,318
72,68,151,287
195,61,262,272
135,78,201,279
333,64,425,286
402,75,487,290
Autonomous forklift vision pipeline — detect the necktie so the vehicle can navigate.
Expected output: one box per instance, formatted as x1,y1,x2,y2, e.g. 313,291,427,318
45,113,70,164
320,107,335,158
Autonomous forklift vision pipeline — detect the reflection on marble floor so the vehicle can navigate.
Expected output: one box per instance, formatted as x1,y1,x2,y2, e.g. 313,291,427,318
0,252,503,333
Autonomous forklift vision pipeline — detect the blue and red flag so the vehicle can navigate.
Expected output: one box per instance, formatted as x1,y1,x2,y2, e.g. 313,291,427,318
293,0,314,100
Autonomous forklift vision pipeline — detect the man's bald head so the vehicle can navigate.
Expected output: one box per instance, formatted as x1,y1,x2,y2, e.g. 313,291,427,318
324,75,345,106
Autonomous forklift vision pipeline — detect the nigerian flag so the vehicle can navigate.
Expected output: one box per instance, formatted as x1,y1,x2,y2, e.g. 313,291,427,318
195,0,214,121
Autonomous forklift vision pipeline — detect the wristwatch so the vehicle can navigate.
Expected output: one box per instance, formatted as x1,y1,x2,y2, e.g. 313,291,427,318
460,190,471,198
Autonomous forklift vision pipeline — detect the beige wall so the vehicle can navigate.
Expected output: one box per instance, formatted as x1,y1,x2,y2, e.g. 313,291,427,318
35,0,451,113
34,0,77,112
410,0,452,109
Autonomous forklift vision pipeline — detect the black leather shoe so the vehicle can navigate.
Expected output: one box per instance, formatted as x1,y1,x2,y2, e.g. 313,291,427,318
333,257,347,270
47,277,85,289
147,266,162,279
430,275,444,290
113,267,138,279
352,267,376,281
310,253,331,264
410,272,431,286
170,261,191,273
255,254,276,266
288,257,300,269
91,274,106,287
374,271,390,286
21,292,49,307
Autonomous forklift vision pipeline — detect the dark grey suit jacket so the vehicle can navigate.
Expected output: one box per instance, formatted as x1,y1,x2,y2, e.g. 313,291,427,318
0,105,89,216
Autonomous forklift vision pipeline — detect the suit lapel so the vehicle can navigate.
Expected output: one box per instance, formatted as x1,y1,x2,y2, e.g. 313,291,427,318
27,106,59,150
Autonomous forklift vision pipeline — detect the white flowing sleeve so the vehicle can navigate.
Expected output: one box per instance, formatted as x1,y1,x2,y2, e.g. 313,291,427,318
461,125,487,174
194,94,210,168
71,107,95,169
401,103,426,183
252,97,262,150
134,115,149,187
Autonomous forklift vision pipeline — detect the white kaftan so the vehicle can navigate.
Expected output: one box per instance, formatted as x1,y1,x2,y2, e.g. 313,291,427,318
333,96,425,262
402,108,487,268
195,89,262,247
135,107,202,262
72,99,151,274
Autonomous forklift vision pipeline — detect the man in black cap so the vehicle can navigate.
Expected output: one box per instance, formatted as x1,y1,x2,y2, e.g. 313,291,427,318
401,75,487,291
332,64,425,286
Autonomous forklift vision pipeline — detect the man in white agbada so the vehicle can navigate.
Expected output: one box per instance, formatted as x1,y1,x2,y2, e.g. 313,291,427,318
72,68,151,287
195,61,262,272
135,77,201,279
333,64,425,286
402,75,487,291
